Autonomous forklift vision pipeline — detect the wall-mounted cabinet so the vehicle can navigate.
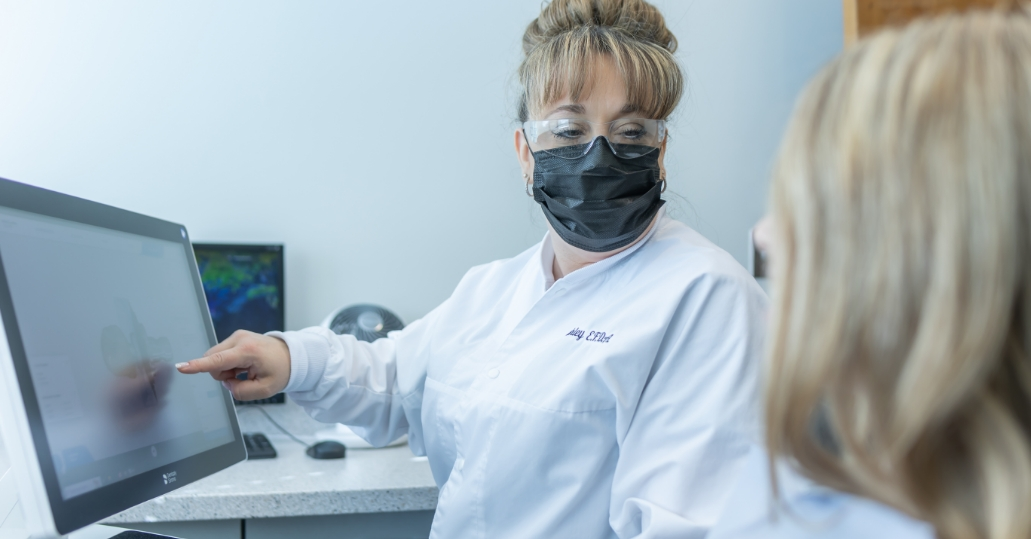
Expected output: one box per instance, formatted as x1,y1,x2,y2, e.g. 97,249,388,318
844,0,1004,44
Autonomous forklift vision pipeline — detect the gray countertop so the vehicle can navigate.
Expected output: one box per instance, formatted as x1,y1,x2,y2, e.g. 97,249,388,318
104,400,438,523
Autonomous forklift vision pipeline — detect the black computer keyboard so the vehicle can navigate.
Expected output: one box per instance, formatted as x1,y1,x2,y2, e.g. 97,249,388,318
243,432,277,459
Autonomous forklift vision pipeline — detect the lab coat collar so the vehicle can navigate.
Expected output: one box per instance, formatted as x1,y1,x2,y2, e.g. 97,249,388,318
538,206,666,291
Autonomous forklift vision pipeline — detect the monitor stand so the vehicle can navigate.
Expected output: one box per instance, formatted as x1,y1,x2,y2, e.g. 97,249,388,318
1,495,173,539
1,496,136,539
0,522,161,539
0,443,174,539
2,502,172,539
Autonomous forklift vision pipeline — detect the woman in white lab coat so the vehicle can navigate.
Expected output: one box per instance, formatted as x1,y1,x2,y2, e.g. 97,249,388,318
177,1,767,537
710,7,1031,539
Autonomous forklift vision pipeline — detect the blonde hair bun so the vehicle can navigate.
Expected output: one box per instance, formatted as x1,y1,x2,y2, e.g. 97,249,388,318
522,0,677,55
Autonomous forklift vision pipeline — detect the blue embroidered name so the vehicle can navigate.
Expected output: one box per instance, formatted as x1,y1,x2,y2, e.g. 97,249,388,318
566,327,613,343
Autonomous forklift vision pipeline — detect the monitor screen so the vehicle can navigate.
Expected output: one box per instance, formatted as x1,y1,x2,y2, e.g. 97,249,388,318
0,207,235,499
0,178,244,535
192,244,284,343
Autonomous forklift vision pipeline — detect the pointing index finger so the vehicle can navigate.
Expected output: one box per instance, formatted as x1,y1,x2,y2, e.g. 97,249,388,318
175,347,246,375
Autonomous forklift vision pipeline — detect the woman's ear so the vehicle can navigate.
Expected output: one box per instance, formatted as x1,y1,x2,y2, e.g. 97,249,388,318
514,129,534,183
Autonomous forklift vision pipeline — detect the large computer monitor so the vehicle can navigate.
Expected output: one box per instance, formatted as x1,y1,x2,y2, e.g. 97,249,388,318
0,178,246,538
191,244,284,343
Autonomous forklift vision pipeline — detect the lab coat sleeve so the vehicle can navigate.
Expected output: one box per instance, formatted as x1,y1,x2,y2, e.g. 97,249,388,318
267,308,437,450
610,273,766,539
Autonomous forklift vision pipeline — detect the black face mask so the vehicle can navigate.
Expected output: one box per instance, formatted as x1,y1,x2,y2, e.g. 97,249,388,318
531,137,665,253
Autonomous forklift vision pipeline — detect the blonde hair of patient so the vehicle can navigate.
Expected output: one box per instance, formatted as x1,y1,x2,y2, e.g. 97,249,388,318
764,7,1031,539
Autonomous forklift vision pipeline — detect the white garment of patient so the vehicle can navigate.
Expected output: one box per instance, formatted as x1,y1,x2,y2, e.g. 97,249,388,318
709,446,934,539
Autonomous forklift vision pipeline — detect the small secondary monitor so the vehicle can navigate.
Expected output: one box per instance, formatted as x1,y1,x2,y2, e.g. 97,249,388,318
0,178,245,537
191,244,284,343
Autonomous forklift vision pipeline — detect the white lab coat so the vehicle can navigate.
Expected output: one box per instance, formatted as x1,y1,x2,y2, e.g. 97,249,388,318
709,447,934,539
272,213,767,539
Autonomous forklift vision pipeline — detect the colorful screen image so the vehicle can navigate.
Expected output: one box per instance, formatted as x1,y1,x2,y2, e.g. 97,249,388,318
192,244,284,342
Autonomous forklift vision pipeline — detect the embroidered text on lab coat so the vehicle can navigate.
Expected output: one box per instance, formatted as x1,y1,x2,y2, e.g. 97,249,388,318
566,327,613,343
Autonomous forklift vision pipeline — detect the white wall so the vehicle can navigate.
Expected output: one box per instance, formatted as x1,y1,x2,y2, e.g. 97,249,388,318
0,1,841,329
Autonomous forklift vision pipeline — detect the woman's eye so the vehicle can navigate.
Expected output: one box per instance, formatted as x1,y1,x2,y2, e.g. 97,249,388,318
615,126,647,139
552,128,585,140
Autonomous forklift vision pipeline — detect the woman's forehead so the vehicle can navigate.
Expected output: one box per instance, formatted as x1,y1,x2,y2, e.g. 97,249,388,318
519,27,683,123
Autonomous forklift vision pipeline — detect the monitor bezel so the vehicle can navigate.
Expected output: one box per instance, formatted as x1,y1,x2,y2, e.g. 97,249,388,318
0,178,246,535
191,243,286,341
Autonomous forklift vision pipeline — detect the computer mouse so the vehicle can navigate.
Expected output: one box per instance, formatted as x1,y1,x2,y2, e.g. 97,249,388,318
306,440,346,460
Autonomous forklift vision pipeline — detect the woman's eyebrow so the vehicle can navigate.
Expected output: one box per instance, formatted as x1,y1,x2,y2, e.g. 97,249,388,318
544,103,639,118
546,104,586,117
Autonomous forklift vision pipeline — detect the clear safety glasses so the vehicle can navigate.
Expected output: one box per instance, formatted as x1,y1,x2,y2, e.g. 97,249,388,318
522,118,666,159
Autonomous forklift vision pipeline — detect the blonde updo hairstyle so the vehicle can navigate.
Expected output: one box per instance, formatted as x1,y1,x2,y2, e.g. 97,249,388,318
765,6,1031,539
518,0,684,123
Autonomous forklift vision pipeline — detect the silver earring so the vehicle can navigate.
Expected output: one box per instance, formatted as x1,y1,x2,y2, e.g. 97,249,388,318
659,177,667,193
525,182,534,197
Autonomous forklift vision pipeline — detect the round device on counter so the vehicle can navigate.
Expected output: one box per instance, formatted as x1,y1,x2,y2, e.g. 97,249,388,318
321,304,404,342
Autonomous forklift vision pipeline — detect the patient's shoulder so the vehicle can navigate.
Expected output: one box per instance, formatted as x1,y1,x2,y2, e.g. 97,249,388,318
709,447,934,539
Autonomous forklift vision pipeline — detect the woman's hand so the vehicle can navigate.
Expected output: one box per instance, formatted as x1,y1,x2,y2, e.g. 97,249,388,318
175,330,291,401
